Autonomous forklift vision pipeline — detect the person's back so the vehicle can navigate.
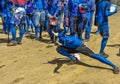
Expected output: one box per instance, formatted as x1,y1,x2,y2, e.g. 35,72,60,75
68,0,82,17
26,1,35,14
46,0,60,16
96,0,109,25
34,0,45,11
59,35,83,48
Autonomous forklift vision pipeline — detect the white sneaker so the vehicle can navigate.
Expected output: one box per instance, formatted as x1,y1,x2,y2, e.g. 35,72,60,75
74,53,81,61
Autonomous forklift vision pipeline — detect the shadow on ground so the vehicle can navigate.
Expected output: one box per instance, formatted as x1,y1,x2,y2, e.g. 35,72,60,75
107,44,120,48
44,58,112,74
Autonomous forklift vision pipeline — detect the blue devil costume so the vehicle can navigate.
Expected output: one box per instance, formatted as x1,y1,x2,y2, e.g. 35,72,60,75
67,0,88,39
56,0,64,31
1,0,10,34
94,0,101,34
25,0,35,34
13,7,26,44
45,0,61,43
3,0,17,42
7,6,26,45
34,0,46,40
96,0,117,57
54,28,119,74
84,0,95,41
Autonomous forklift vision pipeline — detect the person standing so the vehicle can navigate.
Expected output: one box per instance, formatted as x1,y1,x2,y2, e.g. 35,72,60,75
94,0,101,34
1,0,8,34
25,0,35,35
34,0,46,40
84,0,95,42
96,0,117,57
67,0,89,40
45,0,61,43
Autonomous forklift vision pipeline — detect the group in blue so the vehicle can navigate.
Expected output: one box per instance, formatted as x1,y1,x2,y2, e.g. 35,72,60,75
0,0,119,74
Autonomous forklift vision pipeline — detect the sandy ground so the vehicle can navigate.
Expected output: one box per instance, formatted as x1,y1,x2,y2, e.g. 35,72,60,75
0,8,120,84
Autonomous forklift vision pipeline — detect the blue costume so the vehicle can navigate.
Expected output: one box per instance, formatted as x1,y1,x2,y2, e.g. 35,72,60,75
0,1,2,15
34,0,46,40
45,0,61,43
63,0,69,29
1,0,9,34
96,0,115,57
56,0,64,32
67,0,88,39
7,6,26,45
25,0,35,34
84,0,95,41
55,28,119,74
94,0,100,34
1,1,17,44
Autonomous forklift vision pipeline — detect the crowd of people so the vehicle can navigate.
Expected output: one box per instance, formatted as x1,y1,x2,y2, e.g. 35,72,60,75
0,0,119,74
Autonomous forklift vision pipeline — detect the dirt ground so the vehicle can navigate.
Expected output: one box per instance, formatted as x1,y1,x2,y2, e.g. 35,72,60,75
0,8,120,84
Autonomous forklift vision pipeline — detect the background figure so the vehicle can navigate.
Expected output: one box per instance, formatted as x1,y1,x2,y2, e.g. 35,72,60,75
45,0,61,43
83,0,95,42
67,0,89,40
3,0,17,45
1,0,9,34
18,11,26,44
0,0,4,24
0,1,2,14
44,15,49,31
94,0,101,34
56,0,65,31
29,19,34,32
34,0,46,41
8,7,26,45
63,0,70,31
25,0,35,35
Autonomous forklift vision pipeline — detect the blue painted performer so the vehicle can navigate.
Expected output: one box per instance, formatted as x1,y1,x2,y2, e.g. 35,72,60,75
25,0,35,34
67,0,88,40
34,0,46,40
96,0,117,57
52,28,119,74
45,0,61,43
3,0,17,45
8,6,26,45
84,0,95,42
94,0,101,34
1,0,9,34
